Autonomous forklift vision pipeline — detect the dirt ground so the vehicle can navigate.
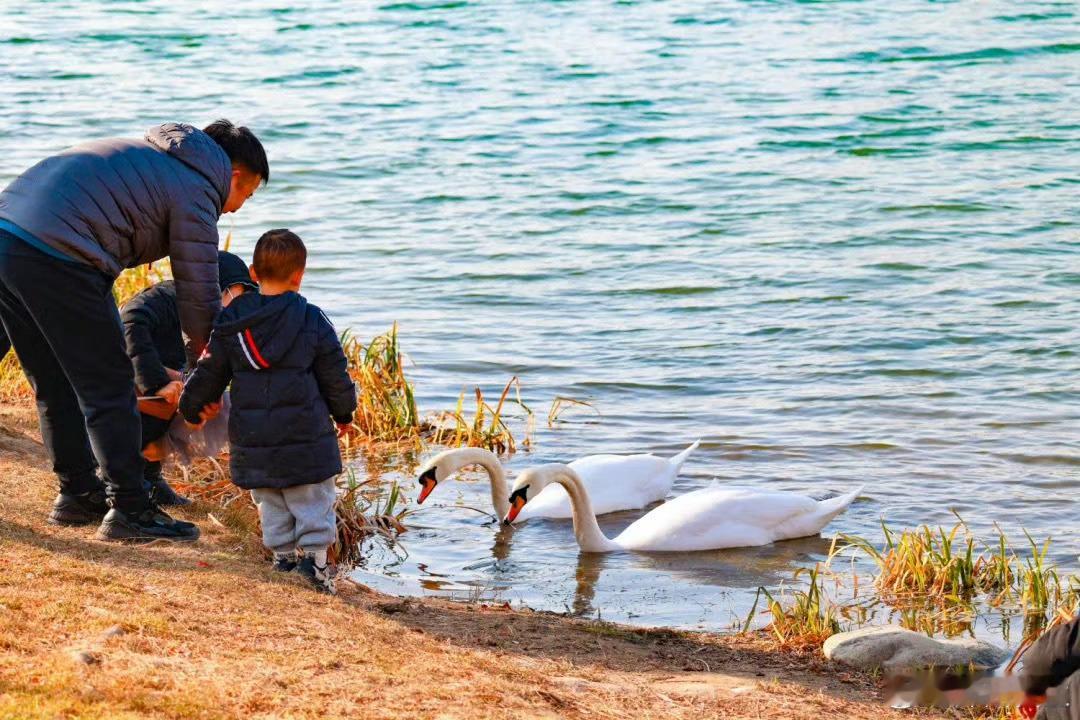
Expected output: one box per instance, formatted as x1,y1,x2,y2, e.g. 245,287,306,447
0,405,949,719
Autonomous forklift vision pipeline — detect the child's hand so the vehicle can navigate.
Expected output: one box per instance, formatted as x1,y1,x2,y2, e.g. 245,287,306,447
185,400,222,430
199,400,223,423
336,422,351,438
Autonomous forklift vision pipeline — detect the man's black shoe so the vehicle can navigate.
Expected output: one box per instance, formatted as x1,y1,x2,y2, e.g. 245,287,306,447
95,506,200,543
47,489,109,526
148,477,192,507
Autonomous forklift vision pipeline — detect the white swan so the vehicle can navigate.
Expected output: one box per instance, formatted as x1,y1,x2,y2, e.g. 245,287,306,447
503,464,862,552
415,441,699,523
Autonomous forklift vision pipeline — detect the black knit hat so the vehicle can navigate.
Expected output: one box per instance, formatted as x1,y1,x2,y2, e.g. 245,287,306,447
217,251,258,293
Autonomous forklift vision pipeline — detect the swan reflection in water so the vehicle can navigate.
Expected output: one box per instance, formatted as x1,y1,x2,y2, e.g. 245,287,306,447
351,480,846,629
568,534,836,618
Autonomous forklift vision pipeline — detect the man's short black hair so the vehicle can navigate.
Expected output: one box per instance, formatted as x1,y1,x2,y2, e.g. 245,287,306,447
203,119,269,184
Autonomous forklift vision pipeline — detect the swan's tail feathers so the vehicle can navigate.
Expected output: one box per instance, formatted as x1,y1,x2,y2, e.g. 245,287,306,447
814,485,863,524
668,440,701,471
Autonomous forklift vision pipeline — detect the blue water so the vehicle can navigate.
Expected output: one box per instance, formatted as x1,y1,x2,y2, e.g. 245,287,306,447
1,1,1077,634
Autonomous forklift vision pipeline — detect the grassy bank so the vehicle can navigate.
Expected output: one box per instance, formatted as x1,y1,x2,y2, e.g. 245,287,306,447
0,405,946,720
0,264,1066,718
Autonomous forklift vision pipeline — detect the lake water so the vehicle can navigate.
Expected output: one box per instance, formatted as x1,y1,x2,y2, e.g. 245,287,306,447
1,1,1077,637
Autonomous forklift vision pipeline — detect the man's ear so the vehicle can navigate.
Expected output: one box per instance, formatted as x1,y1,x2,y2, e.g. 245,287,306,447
290,268,305,288
249,265,259,283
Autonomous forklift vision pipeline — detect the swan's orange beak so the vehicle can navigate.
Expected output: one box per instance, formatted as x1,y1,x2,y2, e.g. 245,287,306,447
416,479,434,507
503,495,526,524
417,468,438,504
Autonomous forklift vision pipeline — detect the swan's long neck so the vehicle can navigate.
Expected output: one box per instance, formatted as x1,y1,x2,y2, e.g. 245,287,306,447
552,467,620,552
449,448,509,517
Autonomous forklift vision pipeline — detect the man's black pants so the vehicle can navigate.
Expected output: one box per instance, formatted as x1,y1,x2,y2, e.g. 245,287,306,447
0,231,146,512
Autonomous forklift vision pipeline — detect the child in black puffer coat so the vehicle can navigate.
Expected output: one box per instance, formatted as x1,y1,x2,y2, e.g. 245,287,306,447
179,229,356,593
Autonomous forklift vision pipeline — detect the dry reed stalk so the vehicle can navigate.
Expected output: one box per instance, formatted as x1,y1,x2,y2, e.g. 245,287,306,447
428,376,534,455
340,323,422,442
547,396,599,427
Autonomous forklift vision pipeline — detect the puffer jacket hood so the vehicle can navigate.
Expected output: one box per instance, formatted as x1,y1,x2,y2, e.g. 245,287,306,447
145,123,231,206
214,292,308,370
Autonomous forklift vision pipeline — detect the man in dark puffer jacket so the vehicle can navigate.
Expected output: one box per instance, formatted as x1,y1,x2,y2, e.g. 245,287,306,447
179,229,356,593
0,120,268,542
1020,613,1080,719
122,251,259,506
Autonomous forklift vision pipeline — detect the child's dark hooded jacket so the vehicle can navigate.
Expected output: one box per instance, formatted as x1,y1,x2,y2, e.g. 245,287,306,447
179,291,356,490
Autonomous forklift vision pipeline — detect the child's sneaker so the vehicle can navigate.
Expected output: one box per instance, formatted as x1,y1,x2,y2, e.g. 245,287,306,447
271,552,297,573
296,555,335,595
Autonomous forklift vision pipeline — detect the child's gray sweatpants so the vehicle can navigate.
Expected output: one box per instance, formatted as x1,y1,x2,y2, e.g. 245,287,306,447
250,477,337,554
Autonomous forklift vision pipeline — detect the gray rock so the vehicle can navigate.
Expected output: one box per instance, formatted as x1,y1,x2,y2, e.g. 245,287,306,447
69,649,101,665
823,625,1009,672
101,624,126,638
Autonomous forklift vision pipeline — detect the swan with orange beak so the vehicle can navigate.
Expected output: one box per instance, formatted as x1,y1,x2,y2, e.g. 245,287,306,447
415,442,699,523
502,463,862,553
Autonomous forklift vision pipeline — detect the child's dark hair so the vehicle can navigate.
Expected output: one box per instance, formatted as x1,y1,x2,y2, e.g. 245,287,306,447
203,119,270,184
253,229,306,282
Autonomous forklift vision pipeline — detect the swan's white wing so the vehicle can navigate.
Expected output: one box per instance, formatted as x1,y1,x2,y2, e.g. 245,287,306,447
517,453,675,520
769,486,862,541
614,486,823,552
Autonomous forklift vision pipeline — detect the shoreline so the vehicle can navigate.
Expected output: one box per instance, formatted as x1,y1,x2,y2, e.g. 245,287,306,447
0,404,948,719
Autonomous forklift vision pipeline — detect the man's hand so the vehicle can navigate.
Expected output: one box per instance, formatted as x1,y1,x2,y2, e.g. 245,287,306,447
336,422,351,438
155,380,183,406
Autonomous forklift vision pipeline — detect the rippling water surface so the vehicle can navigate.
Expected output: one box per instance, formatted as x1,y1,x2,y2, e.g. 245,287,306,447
1,1,1077,636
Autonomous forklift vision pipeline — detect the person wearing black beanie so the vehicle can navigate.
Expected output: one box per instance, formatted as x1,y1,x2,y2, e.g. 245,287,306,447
121,251,258,506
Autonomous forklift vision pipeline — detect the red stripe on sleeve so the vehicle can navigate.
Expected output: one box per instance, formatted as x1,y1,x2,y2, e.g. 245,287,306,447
243,328,271,369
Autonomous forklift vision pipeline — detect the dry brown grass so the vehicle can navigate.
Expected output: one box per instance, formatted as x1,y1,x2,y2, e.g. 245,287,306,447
112,261,171,307
0,349,31,404
0,405,947,720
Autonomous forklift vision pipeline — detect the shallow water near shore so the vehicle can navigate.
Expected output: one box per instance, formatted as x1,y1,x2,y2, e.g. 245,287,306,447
1,1,1077,639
